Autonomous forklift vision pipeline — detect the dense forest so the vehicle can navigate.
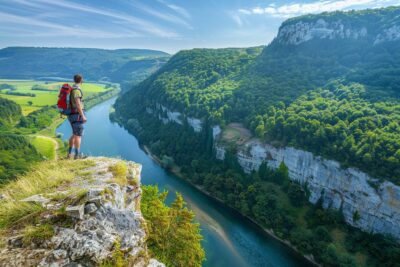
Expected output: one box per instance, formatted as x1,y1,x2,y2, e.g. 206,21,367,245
251,82,400,184
0,97,42,181
0,97,22,128
114,6,400,267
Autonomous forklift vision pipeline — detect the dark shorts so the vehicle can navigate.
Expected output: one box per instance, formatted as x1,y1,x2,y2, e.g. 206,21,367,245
68,114,84,136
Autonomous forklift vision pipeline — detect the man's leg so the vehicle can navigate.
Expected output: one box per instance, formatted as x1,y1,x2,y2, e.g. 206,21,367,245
72,121,85,159
67,135,74,158
73,135,81,156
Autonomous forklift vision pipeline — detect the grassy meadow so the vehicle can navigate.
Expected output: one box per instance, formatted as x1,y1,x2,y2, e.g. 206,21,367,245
30,136,57,160
0,79,107,115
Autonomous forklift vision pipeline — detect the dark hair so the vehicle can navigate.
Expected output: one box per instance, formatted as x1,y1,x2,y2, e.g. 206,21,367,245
74,74,83,84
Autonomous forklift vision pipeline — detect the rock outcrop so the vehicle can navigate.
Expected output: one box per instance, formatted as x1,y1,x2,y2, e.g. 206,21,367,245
153,103,204,132
0,157,165,267
215,140,400,240
277,18,368,45
276,16,400,46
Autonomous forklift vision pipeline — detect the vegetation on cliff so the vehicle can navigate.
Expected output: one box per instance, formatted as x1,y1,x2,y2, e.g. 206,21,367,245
141,185,205,266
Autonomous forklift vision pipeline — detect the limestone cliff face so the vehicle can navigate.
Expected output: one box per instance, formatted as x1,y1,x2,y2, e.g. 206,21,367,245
0,158,164,267
276,17,400,45
147,103,204,132
215,140,400,240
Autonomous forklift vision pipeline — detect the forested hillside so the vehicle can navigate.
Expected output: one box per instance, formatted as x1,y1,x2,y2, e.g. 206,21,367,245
0,97,22,128
0,47,169,87
114,6,400,266
125,47,263,119
116,6,400,184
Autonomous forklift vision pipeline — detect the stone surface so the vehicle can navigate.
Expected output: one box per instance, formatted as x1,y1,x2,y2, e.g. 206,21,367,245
212,125,221,140
87,196,102,207
277,19,368,45
187,117,202,132
154,103,203,132
66,205,85,220
374,25,400,44
147,259,166,267
0,157,164,266
277,17,400,46
215,139,400,240
84,203,97,214
21,194,50,206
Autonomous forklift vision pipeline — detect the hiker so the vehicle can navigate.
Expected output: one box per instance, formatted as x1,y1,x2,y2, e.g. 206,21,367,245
67,74,87,159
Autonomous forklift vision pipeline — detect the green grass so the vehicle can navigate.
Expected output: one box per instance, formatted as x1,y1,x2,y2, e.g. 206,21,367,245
221,123,252,145
30,136,56,160
0,159,95,229
0,80,107,114
22,223,55,246
108,162,128,186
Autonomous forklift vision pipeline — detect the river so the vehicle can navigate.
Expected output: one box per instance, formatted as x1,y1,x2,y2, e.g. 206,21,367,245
57,97,312,267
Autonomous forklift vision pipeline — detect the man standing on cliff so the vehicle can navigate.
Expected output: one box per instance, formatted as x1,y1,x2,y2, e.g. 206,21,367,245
67,74,88,159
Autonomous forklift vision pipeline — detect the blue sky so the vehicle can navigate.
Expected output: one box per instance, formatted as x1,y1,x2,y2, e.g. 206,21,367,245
0,0,399,54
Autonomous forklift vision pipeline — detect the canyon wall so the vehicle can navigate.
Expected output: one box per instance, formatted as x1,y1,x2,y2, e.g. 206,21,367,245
215,140,400,240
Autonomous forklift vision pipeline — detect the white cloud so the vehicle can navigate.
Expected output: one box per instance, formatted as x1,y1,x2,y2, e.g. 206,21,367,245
12,0,179,38
130,1,192,29
0,11,141,38
157,0,191,19
238,9,251,15
231,14,243,26
239,0,400,18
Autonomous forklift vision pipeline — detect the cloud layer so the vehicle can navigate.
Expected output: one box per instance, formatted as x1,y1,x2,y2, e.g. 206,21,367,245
0,0,191,39
239,0,400,18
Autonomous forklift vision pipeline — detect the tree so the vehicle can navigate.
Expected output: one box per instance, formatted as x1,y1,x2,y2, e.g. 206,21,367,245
275,161,290,188
141,185,205,267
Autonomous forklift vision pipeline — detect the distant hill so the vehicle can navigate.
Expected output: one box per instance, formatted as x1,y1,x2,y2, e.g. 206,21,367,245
0,47,170,86
250,6,400,105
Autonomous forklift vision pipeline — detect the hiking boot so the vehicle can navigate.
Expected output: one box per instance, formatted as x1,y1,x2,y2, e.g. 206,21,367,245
66,153,73,160
74,153,88,160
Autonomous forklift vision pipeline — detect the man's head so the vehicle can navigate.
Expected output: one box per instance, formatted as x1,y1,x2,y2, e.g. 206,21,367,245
74,74,83,84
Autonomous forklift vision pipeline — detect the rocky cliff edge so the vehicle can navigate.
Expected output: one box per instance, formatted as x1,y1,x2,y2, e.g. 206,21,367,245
0,157,164,267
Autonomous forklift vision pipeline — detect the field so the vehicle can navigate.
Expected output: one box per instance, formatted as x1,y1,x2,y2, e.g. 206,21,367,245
0,79,107,115
221,123,252,145
30,135,57,160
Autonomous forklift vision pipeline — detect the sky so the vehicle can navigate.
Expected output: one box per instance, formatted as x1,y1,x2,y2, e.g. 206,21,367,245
0,0,399,54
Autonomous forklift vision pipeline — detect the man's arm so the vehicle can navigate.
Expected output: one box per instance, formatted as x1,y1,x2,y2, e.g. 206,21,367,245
74,97,87,122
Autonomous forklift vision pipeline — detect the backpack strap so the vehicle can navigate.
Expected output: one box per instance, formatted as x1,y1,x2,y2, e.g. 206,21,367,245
70,88,83,113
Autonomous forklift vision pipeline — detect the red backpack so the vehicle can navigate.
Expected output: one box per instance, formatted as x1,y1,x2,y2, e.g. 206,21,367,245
57,84,73,115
